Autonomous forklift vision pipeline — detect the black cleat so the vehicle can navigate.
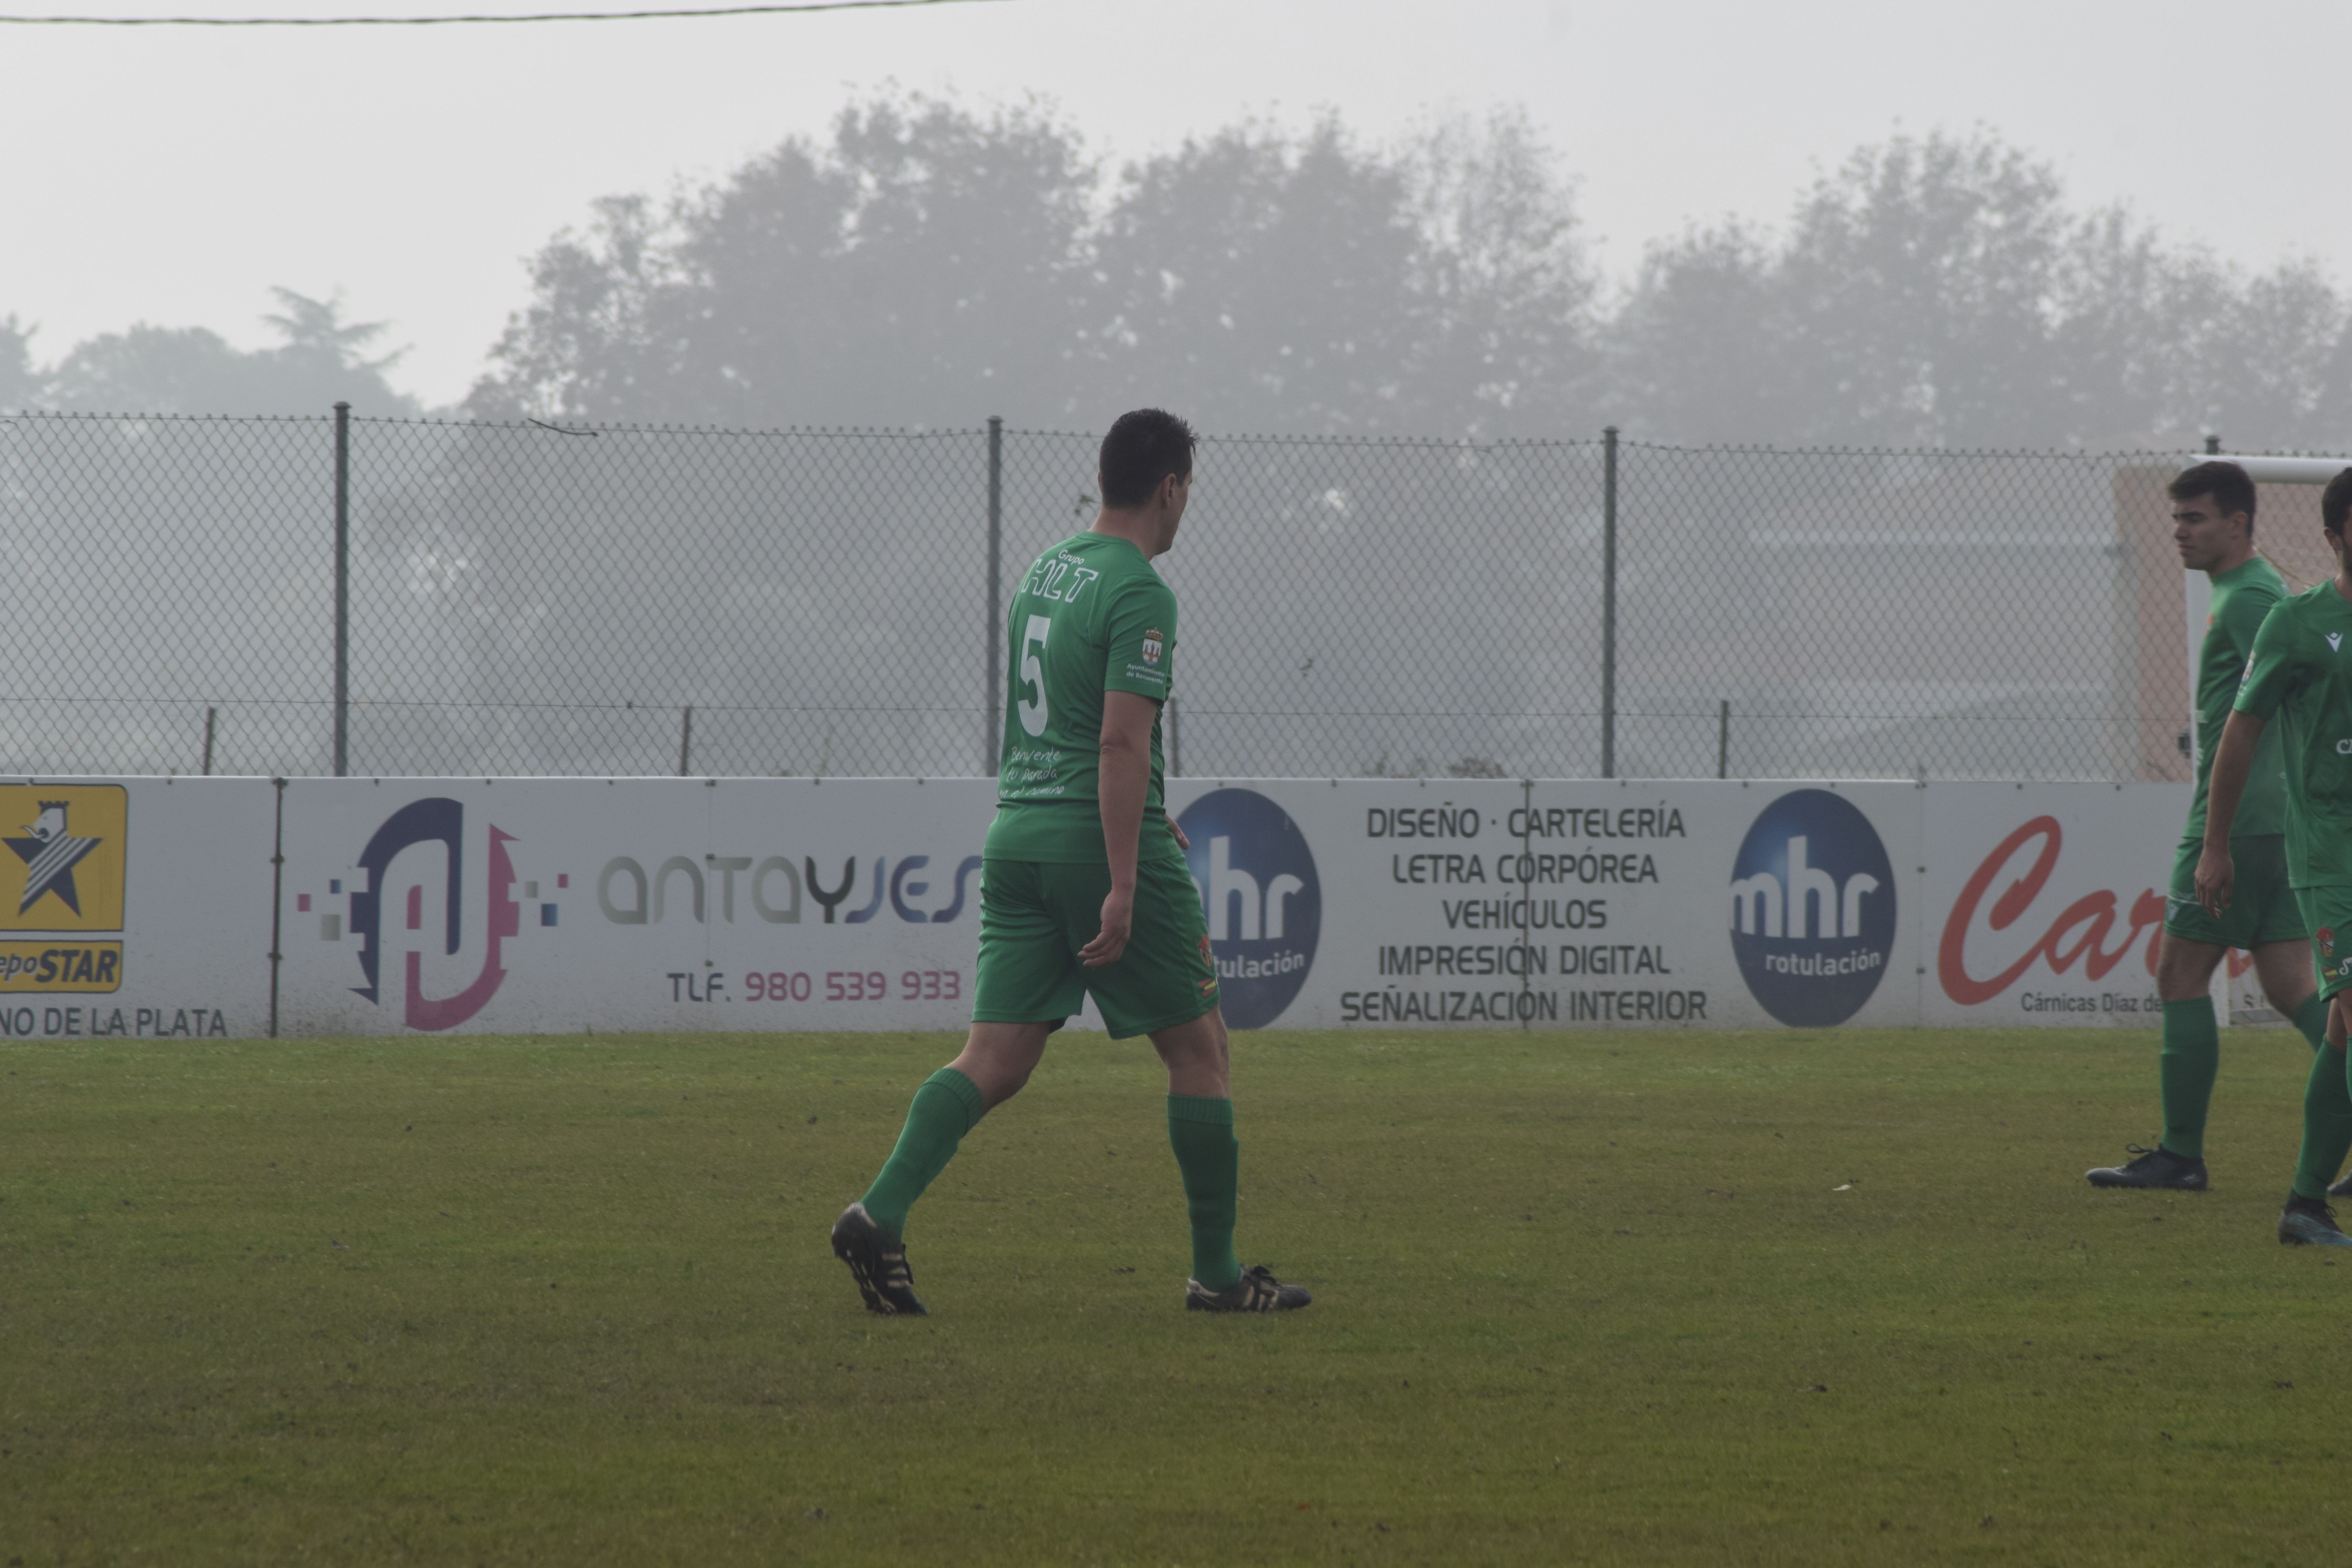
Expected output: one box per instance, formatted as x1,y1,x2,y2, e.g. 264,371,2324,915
2279,1193,2352,1248
2328,1169,2352,1200
831,1201,928,1316
1184,1264,1312,1313
2086,1144,2208,1191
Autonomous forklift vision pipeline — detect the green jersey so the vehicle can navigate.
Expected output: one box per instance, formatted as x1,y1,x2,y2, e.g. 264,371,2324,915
984,532,1182,865
2233,580,2352,886
2189,555,2289,840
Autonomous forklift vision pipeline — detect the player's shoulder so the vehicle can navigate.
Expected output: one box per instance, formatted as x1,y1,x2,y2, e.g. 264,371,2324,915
1096,541,1174,597
2230,555,2290,604
2248,582,2341,656
2270,580,2338,622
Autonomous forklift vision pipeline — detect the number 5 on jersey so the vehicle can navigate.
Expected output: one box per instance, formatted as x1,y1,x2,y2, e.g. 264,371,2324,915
1017,614,1052,737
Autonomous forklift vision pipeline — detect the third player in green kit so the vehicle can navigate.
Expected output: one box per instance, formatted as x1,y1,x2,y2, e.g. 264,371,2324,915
2089,463,2326,1195
2198,466,2352,1245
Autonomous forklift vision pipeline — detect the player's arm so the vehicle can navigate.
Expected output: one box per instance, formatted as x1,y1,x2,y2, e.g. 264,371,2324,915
2199,604,2296,915
2194,710,2265,915
1080,578,1179,968
1079,689,1158,969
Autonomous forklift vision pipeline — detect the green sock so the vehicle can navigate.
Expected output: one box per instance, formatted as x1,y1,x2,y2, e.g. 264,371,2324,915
2158,998,2220,1160
858,1067,986,1241
2292,1041,2352,1200
2292,993,2330,1056
1167,1095,1241,1291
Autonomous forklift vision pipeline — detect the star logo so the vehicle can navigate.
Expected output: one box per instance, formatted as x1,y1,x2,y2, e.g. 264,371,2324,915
5,801,101,918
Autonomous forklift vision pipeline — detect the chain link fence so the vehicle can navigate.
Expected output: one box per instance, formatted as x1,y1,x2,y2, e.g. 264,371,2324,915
3,408,2314,782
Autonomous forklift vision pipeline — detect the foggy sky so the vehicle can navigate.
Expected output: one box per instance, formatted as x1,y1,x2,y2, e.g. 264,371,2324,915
4,0,2348,409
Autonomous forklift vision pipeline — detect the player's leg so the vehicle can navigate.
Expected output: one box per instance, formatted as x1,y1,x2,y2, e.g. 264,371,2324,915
859,1021,1049,1235
2279,888,2352,1245
1150,1006,1241,1292
833,1020,1051,1315
2152,930,2226,1159
2248,934,2352,1211
2240,837,2326,1054
1075,853,1308,1312
2087,919,2221,1189
1147,1006,1306,1312
832,860,1083,1314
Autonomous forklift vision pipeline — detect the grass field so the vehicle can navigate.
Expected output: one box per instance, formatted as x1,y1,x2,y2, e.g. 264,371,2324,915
5,1024,2351,1564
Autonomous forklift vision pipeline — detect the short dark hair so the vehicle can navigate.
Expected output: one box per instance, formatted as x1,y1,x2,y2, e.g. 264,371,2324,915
2169,460,2258,535
1099,408,1196,510
2323,467,2352,537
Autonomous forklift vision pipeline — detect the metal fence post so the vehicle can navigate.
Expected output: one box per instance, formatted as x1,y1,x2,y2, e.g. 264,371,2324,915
333,401,350,778
202,706,217,777
1601,425,1618,780
678,704,694,777
985,416,1003,774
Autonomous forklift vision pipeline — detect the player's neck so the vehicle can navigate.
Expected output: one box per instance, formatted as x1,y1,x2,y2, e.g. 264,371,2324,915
2205,541,2256,579
1089,510,1165,559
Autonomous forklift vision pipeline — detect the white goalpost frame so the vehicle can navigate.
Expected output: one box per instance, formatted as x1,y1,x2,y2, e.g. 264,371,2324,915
2181,456,2350,1026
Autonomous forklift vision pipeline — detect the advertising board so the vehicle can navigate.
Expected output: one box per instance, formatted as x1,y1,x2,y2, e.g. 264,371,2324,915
1922,783,2181,1027
2,774,2234,1039
1167,778,1926,1032
0,777,274,1039
274,777,997,1036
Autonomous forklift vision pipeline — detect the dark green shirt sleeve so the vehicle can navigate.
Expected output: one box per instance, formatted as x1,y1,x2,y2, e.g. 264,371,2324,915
2216,576,2279,666
2236,601,2302,720
1103,577,1176,702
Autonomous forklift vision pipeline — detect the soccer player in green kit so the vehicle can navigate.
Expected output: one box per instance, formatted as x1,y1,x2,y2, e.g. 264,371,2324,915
2088,462,2332,1193
830,408,1312,1315
2197,466,2352,1245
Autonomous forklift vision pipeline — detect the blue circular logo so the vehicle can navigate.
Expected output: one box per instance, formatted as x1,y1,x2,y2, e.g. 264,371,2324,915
1175,789,1319,1029
1729,789,1896,1027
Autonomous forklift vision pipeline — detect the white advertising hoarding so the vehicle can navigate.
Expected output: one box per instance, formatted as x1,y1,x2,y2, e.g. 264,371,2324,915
4,774,2225,1040
1922,783,2181,1027
274,778,997,1036
1163,778,1926,1032
0,777,275,1040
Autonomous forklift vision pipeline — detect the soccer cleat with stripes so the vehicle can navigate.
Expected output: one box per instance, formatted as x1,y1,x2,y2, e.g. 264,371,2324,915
1185,1264,1312,1313
2279,1194,2352,1248
2085,1144,2208,1191
830,1201,928,1316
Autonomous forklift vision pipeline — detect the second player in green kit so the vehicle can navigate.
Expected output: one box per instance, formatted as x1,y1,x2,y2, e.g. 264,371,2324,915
2197,466,2352,1245
829,408,1312,1317
2089,462,2327,1198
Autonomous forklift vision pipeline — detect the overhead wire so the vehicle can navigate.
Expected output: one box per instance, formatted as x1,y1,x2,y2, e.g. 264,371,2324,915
0,0,1000,24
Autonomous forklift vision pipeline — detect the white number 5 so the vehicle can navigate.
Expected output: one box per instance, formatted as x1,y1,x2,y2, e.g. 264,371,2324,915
1017,614,1052,736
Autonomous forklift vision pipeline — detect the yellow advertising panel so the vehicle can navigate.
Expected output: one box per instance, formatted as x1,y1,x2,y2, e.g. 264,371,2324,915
0,940,123,992
0,784,127,932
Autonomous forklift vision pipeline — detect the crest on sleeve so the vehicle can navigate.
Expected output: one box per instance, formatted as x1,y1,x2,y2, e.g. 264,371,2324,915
1141,628,1164,666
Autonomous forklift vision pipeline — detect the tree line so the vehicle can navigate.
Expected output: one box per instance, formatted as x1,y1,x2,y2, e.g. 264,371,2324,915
9,96,2349,450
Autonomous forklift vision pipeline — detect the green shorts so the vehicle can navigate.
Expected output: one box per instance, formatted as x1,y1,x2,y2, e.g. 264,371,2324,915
2165,834,2304,949
2296,887,2352,1002
971,855,1220,1040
